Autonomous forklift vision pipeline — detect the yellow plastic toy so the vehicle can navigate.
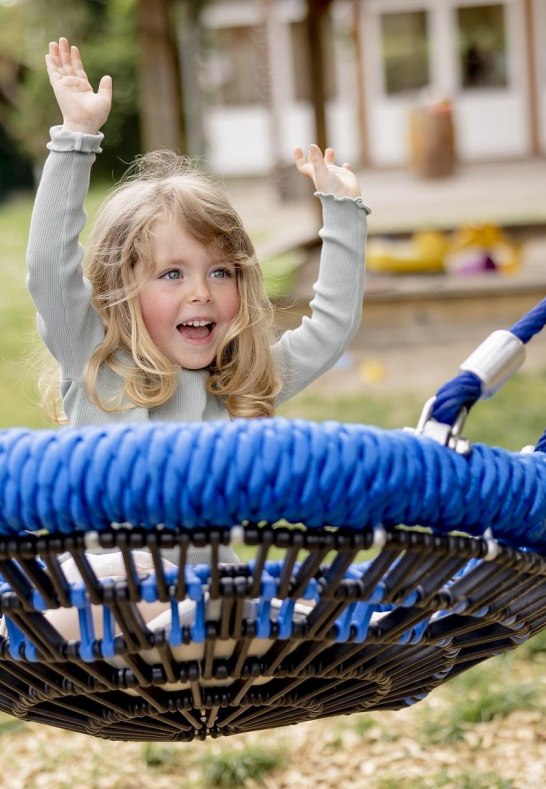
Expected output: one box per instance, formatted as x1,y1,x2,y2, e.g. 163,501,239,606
367,224,521,276
367,231,449,274
445,224,521,276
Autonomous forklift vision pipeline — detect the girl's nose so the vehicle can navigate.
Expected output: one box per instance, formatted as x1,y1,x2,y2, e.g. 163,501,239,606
188,277,212,302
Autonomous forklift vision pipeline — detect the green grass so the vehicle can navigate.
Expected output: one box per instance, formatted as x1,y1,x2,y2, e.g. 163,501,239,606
0,712,26,737
0,193,45,428
142,740,287,787
143,742,189,769
260,248,305,297
200,744,286,788
521,627,546,658
377,771,516,789
417,656,541,746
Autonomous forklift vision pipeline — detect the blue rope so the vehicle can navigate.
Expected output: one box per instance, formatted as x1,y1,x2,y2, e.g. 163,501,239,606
432,297,546,426
535,433,546,453
511,299,546,451
1,419,546,551
430,371,482,427
509,297,546,344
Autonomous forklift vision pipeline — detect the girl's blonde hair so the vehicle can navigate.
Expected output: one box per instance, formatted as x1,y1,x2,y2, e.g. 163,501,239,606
43,151,281,421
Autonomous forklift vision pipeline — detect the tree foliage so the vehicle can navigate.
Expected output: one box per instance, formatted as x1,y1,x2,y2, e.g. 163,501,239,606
0,0,140,181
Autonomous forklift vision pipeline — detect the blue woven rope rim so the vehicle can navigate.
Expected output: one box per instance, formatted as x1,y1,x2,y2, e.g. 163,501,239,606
2,418,546,551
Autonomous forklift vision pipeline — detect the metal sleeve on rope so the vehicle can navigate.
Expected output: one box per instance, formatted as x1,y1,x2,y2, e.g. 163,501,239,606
430,296,546,427
459,330,525,399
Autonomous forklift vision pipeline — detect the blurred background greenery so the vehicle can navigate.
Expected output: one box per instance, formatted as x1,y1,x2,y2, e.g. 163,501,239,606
0,0,140,190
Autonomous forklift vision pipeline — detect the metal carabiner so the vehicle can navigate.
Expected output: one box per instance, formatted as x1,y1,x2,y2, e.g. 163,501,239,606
406,396,472,455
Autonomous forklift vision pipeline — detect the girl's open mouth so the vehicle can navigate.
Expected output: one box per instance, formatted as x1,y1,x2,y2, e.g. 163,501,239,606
177,320,215,340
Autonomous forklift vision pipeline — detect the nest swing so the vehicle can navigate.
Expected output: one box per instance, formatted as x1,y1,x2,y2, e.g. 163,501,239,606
1,301,546,742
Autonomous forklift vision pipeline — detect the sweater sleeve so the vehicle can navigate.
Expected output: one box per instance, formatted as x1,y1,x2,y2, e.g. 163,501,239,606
26,126,106,381
273,192,370,404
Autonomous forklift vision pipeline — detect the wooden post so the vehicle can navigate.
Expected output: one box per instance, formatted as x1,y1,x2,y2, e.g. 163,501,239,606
137,0,186,152
305,0,334,152
176,1,206,157
523,0,540,157
352,0,368,167
260,0,302,200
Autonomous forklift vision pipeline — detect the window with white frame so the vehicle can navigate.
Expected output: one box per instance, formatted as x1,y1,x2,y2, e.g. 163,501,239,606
380,10,430,95
457,3,508,89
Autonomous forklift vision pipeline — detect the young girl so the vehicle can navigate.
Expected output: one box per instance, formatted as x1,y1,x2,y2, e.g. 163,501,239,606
18,37,370,646
26,36,368,561
27,38,370,431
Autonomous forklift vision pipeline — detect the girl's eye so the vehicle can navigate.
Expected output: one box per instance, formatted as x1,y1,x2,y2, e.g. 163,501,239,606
161,270,182,281
211,268,233,279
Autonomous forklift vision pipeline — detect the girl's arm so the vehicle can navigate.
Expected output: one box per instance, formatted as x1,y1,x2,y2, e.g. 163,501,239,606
272,146,370,403
26,39,112,379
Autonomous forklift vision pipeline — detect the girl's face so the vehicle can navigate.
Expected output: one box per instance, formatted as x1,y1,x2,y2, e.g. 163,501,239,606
135,218,239,370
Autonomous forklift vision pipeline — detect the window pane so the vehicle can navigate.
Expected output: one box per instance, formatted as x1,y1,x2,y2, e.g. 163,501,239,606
380,11,430,95
457,4,507,89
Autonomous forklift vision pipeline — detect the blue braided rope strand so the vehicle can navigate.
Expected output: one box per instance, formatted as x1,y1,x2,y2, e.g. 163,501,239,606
430,371,482,425
509,298,546,451
432,297,546,425
534,431,546,453
1,419,546,552
509,297,546,343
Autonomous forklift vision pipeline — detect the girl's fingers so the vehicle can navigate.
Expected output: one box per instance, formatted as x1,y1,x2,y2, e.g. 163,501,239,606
47,38,95,87
293,146,307,171
59,37,75,75
45,54,65,84
59,38,70,63
45,55,58,81
98,75,113,101
71,48,88,81
47,42,62,71
308,144,329,178
296,144,349,181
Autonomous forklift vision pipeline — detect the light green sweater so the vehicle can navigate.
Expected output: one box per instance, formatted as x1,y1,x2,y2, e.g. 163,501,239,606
27,127,370,428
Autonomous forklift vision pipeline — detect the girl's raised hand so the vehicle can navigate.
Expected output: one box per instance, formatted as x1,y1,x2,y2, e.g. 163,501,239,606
46,37,112,135
294,145,361,198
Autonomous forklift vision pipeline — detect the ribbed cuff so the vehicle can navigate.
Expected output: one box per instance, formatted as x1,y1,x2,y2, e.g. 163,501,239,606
315,191,371,214
47,125,104,154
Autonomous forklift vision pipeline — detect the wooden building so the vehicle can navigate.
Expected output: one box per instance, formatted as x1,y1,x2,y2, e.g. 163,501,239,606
189,0,546,174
